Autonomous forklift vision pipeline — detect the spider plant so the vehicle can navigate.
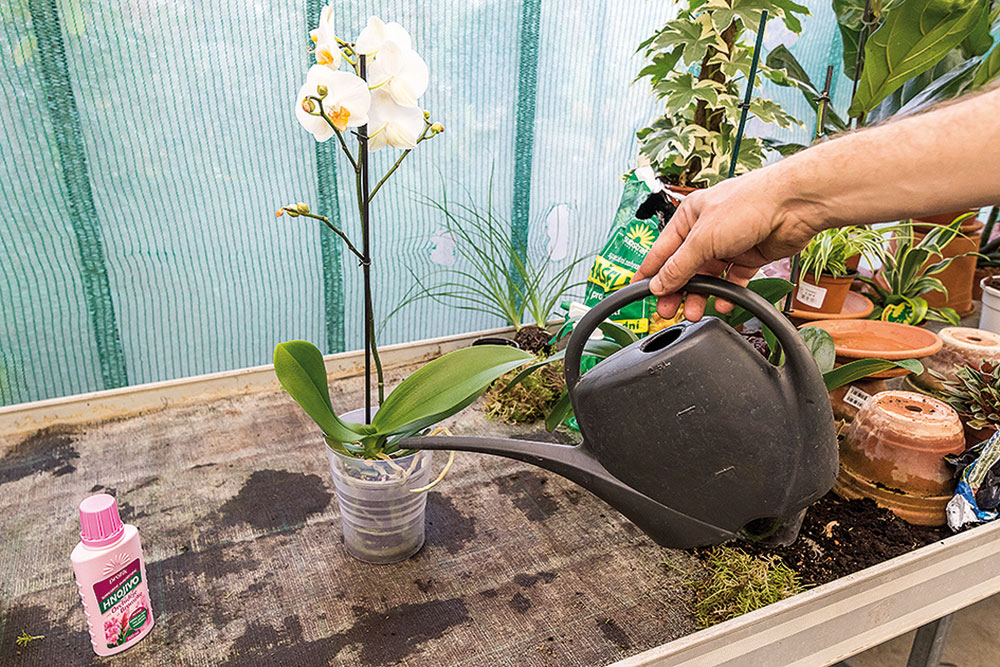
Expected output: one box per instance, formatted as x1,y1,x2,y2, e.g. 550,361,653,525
389,187,589,350
798,226,883,282
860,217,975,324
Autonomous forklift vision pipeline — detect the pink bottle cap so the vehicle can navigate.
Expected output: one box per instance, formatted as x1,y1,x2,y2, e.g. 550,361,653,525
79,493,125,547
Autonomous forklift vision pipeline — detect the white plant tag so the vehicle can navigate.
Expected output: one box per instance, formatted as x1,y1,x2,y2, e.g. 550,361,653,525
843,385,872,410
796,281,828,309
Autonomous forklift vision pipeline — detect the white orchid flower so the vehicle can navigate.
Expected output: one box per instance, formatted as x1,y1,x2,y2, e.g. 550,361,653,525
295,66,371,142
367,89,424,150
354,16,413,54
368,40,429,107
309,4,338,66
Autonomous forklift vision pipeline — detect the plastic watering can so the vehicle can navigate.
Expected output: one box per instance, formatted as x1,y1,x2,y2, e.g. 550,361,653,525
401,276,838,548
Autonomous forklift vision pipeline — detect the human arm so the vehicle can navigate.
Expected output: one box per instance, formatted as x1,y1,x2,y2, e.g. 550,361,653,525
633,85,1000,321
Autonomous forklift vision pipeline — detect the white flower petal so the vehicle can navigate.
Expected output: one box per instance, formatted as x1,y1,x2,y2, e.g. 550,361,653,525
368,89,424,150
368,42,428,107
355,16,386,55
383,22,412,52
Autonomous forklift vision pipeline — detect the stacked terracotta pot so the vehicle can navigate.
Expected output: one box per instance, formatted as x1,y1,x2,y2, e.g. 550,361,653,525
837,391,965,526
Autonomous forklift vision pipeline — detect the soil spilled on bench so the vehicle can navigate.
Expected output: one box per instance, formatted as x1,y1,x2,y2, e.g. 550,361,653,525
734,493,950,587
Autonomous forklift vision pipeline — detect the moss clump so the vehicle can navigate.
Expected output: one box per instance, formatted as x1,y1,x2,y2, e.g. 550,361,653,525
692,546,804,628
483,360,564,424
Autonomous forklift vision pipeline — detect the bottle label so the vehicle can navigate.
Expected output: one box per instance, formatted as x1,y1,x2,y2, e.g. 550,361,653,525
93,558,150,649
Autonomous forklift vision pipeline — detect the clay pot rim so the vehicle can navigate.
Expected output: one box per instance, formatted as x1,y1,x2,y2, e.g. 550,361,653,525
799,270,859,285
799,319,943,360
788,291,874,322
939,326,1000,348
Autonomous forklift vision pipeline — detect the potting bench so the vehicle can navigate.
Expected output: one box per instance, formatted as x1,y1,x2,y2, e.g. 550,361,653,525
2,327,999,666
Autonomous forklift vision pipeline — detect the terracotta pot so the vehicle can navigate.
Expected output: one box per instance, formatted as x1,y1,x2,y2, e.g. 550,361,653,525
911,327,1000,392
792,273,855,314
973,266,1000,300
828,378,888,423
845,254,861,271
965,422,997,448
909,218,983,317
788,291,874,323
802,319,942,378
835,391,965,526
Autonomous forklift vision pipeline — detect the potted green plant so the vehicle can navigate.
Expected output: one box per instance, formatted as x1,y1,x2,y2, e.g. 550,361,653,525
934,361,1000,447
792,227,880,315
635,1,807,188
861,219,972,325
274,11,534,563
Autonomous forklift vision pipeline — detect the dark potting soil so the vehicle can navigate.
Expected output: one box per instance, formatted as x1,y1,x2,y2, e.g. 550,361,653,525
730,494,950,587
514,325,553,354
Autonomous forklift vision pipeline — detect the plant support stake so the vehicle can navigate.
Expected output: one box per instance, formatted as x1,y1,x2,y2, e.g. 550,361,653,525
727,10,768,180
359,54,372,424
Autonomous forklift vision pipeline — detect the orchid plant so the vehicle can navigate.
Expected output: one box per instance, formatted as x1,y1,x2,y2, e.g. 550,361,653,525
278,10,443,417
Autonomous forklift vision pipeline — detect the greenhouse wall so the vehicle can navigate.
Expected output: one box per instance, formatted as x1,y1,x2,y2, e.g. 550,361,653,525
0,0,844,405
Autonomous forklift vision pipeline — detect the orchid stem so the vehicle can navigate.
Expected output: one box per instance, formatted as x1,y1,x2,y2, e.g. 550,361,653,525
368,122,435,202
282,208,364,260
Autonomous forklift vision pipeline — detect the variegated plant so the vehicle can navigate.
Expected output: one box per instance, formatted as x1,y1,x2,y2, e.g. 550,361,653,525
635,0,808,186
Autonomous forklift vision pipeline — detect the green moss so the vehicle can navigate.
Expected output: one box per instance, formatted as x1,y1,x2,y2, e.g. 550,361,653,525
483,360,565,424
692,546,804,628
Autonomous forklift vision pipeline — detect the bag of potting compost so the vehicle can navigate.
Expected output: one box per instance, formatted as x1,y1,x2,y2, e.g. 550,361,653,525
945,431,1000,531
583,171,684,337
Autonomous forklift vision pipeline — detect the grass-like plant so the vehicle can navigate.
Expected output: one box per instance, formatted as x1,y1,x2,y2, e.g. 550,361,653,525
391,187,590,351
860,216,975,324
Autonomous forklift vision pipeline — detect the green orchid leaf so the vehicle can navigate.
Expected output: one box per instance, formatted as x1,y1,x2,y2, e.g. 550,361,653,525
823,358,924,391
273,341,366,443
704,278,794,328
373,345,533,436
545,389,574,432
799,326,837,373
849,0,990,117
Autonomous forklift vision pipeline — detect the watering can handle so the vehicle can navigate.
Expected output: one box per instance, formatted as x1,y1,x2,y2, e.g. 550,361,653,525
564,276,814,391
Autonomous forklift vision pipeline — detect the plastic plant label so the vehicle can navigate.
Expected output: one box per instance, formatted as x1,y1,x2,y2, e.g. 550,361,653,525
796,281,827,309
842,385,872,410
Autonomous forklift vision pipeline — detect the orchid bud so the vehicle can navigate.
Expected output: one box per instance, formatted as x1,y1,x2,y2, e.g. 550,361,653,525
275,209,284,217
316,85,328,99
287,209,299,218
430,122,444,134
302,97,316,113
296,202,310,214
423,110,431,120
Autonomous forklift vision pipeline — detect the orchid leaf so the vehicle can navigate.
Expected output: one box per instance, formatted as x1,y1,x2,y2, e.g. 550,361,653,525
545,389,574,432
273,341,366,443
823,358,924,391
799,327,836,373
373,345,533,436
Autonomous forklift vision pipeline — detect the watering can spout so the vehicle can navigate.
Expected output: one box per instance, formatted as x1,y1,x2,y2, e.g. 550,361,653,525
403,435,736,549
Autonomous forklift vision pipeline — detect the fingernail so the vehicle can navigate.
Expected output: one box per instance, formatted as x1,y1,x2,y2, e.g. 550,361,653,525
649,276,663,294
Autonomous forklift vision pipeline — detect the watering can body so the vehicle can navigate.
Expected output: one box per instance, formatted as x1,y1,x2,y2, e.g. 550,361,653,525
402,276,838,548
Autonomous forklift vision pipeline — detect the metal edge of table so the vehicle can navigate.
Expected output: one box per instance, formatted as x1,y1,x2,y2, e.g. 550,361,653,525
613,519,1000,667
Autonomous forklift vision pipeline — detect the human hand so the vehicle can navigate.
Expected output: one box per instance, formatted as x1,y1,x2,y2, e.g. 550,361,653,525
632,167,823,321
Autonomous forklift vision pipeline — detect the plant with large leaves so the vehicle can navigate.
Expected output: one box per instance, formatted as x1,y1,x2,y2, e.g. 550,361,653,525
274,340,533,458
635,0,808,186
769,0,999,133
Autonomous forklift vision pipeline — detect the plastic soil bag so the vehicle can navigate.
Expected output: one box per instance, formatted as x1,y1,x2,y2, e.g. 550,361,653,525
583,172,684,337
945,431,1000,531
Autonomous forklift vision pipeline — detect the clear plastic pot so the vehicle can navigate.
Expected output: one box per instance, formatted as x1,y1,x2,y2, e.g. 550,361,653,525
327,447,433,564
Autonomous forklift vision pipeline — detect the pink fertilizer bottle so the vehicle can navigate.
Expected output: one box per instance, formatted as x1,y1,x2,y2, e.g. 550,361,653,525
70,493,154,656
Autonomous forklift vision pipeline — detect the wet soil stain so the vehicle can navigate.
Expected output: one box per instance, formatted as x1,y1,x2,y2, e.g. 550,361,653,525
217,470,332,532
513,572,556,588
480,588,498,598
147,541,261,642
597,618,632,650
0,426,79,485
508,592,532,613
425,491,476,554
494,470,560,521
0,603,90,665
220,598,469,666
